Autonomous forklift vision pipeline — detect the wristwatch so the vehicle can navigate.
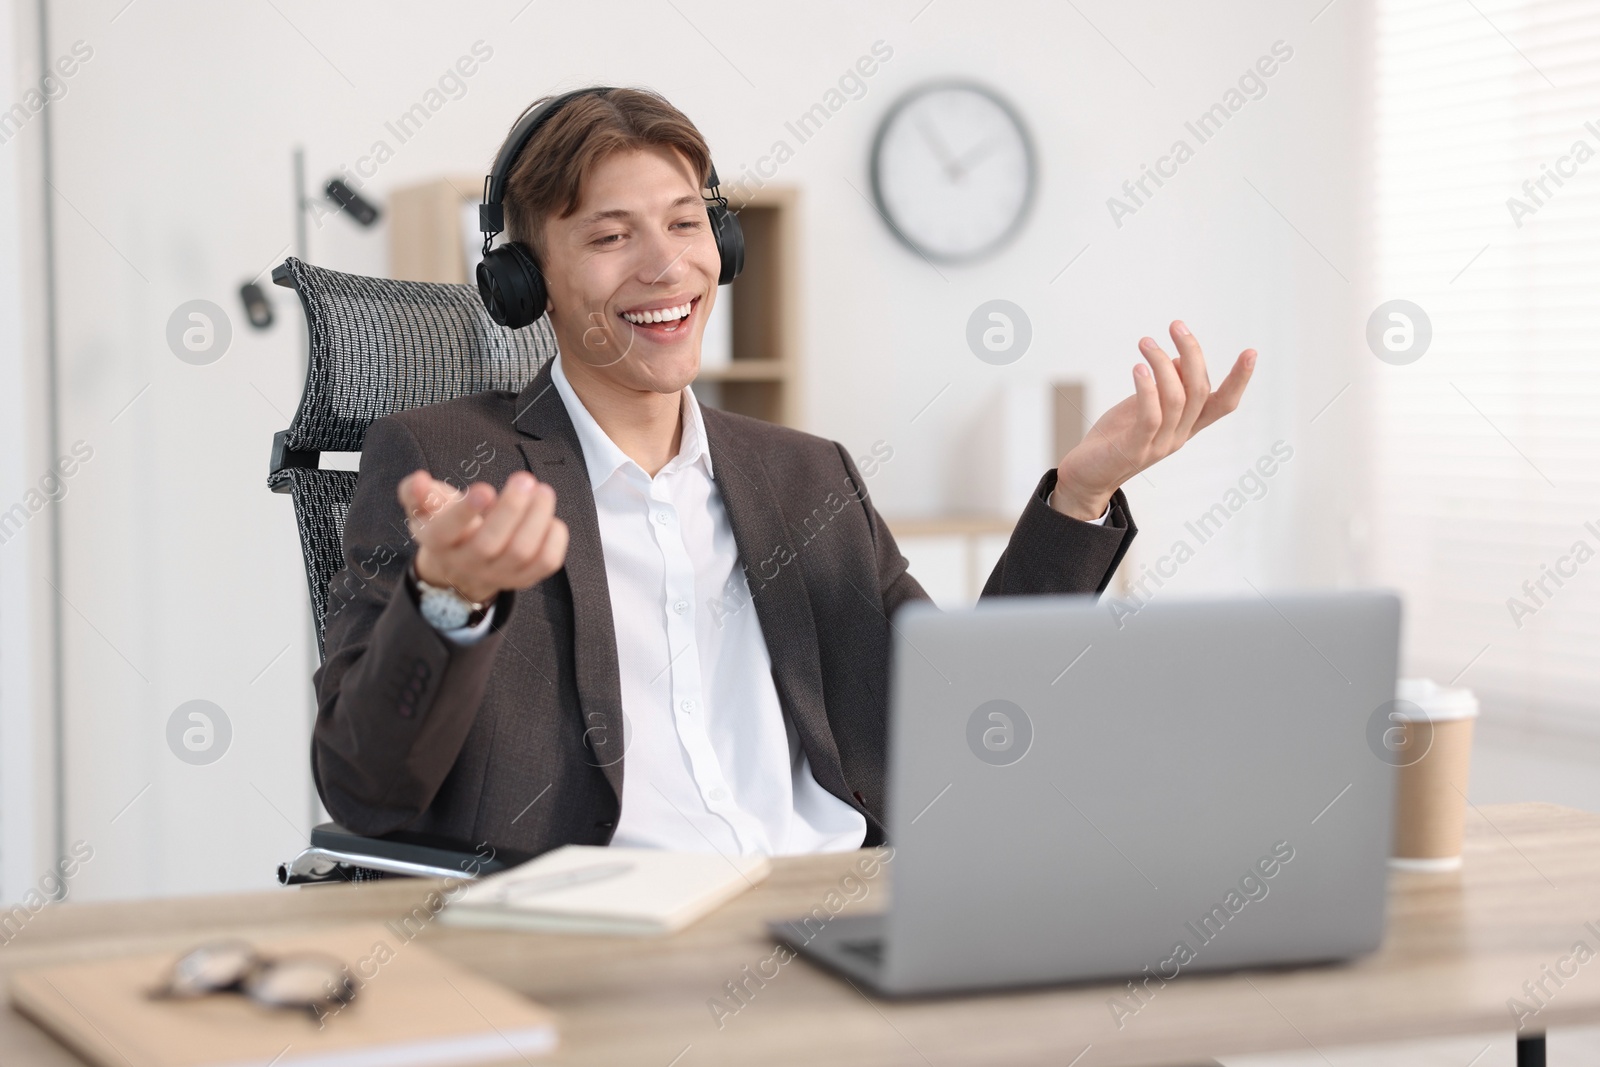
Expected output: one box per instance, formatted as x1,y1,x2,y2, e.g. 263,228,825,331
408,562,492,631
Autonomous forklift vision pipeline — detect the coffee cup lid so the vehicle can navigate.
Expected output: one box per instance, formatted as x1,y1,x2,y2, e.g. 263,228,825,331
1394,678,1479,721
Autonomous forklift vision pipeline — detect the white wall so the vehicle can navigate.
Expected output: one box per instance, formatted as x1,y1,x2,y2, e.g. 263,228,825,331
0,0,53,904
8,0,1369,901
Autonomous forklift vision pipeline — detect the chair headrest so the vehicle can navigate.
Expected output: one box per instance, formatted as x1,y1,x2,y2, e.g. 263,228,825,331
271,257,556,459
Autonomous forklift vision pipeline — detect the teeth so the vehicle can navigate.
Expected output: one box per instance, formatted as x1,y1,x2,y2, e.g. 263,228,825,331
622,300,694,325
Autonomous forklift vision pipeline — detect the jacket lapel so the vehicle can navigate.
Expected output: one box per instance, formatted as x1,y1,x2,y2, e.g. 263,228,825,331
702,409,847,798
511,363,626,799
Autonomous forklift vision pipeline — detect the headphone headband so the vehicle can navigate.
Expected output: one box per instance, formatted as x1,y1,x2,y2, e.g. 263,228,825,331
479,86,617,243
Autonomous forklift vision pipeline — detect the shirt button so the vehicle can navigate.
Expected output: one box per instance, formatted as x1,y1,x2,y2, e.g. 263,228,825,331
654,512,669,525
680,699,696,713
709,788,727,802
673,600,689,614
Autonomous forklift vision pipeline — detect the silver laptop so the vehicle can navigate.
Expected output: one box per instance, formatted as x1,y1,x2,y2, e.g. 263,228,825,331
773,591,1402,996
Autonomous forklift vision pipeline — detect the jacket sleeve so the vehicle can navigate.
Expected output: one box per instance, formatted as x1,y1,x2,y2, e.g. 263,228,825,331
310,415,518,836
980,469,1136,598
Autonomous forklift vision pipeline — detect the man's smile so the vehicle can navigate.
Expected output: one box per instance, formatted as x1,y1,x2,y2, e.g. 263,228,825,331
618,295,701,335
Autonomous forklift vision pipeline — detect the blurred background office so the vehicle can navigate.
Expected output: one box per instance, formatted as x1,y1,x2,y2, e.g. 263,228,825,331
0,0,1595,905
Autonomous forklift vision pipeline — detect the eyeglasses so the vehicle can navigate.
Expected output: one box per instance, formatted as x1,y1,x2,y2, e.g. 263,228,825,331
149,939,357,1021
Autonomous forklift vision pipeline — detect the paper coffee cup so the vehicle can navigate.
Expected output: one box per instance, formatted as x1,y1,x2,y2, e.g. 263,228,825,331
1388,678,1478,872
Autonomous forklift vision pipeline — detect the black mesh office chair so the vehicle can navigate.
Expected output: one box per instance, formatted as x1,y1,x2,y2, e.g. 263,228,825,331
268,256,554,885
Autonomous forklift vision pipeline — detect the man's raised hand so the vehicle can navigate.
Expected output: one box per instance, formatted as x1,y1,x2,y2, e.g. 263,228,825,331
1051,321,1257,521
397,469,569,605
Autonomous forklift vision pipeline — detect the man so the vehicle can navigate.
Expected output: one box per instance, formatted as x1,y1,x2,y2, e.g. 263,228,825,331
312,88,1256,857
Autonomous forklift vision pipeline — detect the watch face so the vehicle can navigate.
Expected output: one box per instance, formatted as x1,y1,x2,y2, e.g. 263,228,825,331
870,82,1036,263
419,586,471,631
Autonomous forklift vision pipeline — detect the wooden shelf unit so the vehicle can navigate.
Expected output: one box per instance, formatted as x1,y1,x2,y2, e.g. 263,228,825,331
709,185,797,426
388,177,800,428
389,173,481,285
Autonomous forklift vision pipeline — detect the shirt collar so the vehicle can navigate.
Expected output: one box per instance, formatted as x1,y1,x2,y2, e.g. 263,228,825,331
549,352,714,490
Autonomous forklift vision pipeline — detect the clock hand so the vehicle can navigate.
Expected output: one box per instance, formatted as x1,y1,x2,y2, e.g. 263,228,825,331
948,136,1002,182
914,116,960,180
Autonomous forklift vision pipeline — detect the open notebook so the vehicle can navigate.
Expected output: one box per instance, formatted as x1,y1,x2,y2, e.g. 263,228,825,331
9,924,555,1067
442,844,772,936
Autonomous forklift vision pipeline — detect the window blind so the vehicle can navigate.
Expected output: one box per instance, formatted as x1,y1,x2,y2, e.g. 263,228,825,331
1371,0,1600,734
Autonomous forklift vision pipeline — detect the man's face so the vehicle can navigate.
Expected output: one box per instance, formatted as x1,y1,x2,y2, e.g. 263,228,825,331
540,145,720,395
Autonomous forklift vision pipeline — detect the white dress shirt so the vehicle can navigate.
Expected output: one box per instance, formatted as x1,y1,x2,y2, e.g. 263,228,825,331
449,355,866,856
436,357,1109,855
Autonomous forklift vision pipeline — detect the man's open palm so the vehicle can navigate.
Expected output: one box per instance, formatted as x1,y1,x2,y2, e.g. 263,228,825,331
1052,321,1257,520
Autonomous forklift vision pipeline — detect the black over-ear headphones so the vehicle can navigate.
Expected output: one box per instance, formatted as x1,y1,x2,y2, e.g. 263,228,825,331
476,86,746,329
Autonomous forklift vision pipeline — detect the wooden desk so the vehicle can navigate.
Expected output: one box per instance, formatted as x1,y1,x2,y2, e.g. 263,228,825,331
3,802,1597,1066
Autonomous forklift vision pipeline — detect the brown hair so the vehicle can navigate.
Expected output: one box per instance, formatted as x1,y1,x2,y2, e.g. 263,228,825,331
500,88,711,259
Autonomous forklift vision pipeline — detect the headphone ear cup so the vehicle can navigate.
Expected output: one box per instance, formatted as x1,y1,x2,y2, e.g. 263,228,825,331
476,242,547,329
709,205,745,287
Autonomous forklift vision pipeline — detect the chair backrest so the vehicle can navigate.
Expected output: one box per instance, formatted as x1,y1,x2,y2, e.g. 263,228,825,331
267,257,555,658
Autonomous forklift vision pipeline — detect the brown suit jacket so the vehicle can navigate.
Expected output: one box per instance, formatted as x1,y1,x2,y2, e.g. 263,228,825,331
312,360,1137,853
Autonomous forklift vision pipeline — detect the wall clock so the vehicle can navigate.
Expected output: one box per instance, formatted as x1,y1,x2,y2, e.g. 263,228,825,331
869,81,1036,263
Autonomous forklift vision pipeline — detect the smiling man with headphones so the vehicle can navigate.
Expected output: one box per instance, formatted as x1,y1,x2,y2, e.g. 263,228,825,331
311,87,1256,857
